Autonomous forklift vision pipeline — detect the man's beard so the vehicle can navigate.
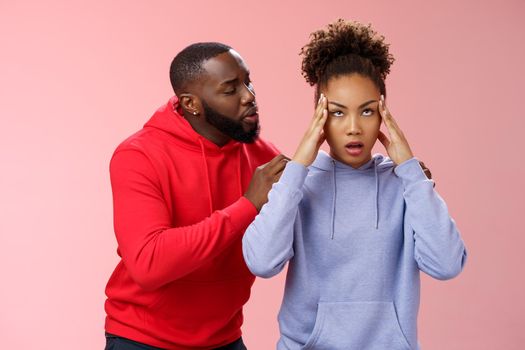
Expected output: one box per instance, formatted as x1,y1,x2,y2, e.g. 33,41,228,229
202,101,259,143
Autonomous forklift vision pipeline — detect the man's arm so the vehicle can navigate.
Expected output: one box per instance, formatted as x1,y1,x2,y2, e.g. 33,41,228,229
110,149,286,291
111,149,258,291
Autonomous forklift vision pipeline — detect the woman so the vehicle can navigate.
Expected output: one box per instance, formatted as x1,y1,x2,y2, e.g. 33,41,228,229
242,19,467,350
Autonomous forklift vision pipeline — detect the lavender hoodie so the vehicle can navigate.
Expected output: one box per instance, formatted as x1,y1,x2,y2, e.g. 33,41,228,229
242,151,467,350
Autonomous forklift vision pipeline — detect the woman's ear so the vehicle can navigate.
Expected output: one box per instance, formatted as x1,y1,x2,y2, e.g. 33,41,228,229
179,93,201,116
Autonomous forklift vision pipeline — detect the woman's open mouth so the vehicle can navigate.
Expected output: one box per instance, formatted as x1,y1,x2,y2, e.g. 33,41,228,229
345,141,364,156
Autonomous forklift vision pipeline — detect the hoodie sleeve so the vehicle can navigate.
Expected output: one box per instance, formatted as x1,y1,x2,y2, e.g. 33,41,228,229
242,161,308,278
110,149,258,291
395,157,467,280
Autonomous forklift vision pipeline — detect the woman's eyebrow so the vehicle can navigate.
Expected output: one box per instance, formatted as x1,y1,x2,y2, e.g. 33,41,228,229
359,99,378,109
329,99,379,109
328,101,347,109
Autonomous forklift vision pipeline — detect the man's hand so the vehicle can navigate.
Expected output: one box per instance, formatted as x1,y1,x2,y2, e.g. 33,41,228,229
419,161,432,180
244,154,290,211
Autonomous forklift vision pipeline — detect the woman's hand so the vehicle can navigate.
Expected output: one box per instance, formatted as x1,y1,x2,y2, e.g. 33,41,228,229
377,95,414,165
292,94,328,167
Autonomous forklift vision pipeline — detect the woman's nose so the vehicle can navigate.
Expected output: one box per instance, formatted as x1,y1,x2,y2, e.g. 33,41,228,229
345,115,362,135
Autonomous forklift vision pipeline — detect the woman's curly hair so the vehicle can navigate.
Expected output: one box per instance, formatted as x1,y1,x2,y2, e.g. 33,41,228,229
300,19,395,95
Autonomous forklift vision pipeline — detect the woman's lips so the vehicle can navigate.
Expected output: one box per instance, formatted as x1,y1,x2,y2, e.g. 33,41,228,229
345,142,364,156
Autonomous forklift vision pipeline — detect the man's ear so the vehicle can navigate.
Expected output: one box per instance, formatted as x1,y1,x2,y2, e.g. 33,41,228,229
178,93,202,116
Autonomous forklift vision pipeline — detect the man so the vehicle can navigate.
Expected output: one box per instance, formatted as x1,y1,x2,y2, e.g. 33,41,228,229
104,42,286,350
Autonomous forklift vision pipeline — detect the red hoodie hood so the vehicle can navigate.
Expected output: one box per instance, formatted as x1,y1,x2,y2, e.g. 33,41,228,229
144,96,242,155
142,96,251,216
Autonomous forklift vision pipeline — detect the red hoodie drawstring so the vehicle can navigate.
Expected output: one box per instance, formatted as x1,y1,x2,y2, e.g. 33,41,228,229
237,147,243,198
198,138,214,215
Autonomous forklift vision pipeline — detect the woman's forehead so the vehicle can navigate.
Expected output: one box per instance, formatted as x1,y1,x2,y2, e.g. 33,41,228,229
322,74,380,106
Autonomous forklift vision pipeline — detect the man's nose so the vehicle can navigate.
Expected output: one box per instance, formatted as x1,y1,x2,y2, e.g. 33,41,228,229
241,83,256,105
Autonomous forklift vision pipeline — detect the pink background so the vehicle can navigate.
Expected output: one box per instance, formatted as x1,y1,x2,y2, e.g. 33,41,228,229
1,0,524,349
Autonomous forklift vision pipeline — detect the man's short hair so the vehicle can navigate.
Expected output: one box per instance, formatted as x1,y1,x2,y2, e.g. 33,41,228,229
169,42,232,94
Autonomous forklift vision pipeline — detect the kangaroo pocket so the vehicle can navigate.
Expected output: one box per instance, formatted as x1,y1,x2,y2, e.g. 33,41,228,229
302,301,411,350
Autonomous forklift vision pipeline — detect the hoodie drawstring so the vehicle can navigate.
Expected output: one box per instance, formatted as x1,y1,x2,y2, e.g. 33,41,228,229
237,147,243,198
198,139,214,215
331,159,336,239
374,158,379,230
330,157,380,239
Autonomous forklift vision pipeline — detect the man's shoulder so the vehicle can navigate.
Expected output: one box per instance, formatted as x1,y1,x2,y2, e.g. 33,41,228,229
113,126,165,154
245,136,280,158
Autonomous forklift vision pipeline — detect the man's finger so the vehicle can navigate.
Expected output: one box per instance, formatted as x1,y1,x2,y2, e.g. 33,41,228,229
424,168,432,179
274,171,284,182
266,154,290,172
269,158,289,175
259,154,285,170
266,154,288,167
420,161,432,179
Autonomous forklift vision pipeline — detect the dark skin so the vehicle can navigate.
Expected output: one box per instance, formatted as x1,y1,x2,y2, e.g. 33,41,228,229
176,49,289,211
175,50,430,211
178,50,258,147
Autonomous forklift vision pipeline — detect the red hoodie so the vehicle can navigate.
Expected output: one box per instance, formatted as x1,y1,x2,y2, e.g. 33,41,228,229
104,96,279,349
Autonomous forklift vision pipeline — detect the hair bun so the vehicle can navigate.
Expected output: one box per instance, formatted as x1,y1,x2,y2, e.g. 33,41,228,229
301,19,394,86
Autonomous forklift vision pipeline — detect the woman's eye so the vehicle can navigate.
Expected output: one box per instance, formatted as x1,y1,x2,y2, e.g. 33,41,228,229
362,108,374,117
330,110,344,117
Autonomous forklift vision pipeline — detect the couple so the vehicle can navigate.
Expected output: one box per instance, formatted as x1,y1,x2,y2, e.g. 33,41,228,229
104,19,467,350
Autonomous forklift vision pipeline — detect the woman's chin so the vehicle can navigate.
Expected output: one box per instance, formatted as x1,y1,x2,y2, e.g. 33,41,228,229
330,148,372,168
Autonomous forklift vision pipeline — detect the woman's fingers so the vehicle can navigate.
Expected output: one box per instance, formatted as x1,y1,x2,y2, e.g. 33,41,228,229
315,106,328,131
306,95,323,133
317,128,326,147
379,95,394,130
311,95,328,135
313,94,327,126
377,130,391,149
292,95,328,167
314,94,325,119
379,95,406,142
379,96,415,165
378,96,393,136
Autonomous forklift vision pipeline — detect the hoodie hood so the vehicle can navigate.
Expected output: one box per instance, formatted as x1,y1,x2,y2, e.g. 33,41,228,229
144,96,242,155
311,151,395,236
143,96,244,214
311,150,394,172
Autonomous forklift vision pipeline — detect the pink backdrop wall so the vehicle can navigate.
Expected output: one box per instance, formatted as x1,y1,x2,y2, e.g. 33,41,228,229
1,0,523,349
